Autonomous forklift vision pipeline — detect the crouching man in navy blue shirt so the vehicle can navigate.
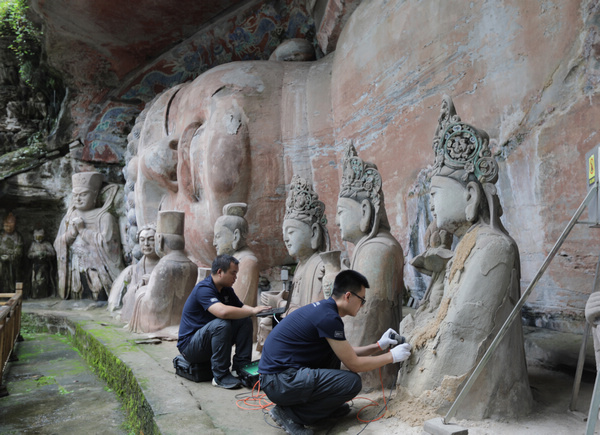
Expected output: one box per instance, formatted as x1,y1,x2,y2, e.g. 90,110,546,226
259,269,411,434
178,254,270,389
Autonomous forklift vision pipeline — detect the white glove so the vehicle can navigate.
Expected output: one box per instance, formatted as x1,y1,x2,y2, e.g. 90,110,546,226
390,343,411,363
377,328,399,350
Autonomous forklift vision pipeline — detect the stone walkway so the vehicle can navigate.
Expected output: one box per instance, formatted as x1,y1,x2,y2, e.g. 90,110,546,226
0,299,597,435
0,332,127,434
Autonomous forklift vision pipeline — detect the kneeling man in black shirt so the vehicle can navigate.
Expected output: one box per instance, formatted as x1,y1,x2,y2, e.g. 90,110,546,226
259,269,411,435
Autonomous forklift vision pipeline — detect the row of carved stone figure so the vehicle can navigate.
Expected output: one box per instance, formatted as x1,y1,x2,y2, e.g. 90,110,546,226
50,96,532,419
0,213,56,299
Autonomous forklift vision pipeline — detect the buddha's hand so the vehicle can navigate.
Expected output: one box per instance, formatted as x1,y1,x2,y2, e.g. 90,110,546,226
586,292,600,325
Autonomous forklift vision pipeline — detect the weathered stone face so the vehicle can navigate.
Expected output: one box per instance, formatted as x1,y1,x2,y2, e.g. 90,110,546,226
213,220,236,256
282,218,313,260
430,176,469,236
132,61,288,267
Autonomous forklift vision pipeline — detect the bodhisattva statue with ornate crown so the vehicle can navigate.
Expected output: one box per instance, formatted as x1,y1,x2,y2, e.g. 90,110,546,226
335,142,405,390
54,172,123,300
129,210,197,334
398,96,532,420
109,224,160,317
0,213,24,293
256,175,329,350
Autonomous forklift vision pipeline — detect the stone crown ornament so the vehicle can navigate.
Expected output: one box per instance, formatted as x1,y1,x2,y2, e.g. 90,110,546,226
284,175,327,227
339,141,382,209
72,172,103,193
432,95,498,184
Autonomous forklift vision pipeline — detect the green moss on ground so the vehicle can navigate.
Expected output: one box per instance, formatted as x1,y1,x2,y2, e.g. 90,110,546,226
22,313,160,435
70,324,159,435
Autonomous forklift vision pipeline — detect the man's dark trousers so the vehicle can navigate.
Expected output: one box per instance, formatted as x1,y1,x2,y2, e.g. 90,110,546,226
182,317,252,379
260,368,362,425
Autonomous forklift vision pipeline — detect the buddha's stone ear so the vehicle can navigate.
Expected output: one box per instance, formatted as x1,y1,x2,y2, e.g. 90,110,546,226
359,199,372,233
310,223,321,251
465,181,481,223
232,228,242,251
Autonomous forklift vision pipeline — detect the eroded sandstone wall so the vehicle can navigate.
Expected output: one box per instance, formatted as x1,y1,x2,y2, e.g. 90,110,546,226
314,0,600,331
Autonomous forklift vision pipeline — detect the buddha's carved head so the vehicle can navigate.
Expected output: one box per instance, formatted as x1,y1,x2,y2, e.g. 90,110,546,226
283,175,329,260
71,172,103,212
336,141,390,244
132,62,286,266
213,203,249,256
429,96,504,235
137,224,158,260
3,212,16,235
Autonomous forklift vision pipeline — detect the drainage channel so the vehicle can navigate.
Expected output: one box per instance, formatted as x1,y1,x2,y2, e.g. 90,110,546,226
0,330,129,434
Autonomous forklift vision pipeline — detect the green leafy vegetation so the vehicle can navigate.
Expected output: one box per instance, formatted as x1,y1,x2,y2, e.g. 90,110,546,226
36,375,57,386
0,0,41,85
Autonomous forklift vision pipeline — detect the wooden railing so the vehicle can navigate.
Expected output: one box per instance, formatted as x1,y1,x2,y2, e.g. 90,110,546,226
0,282,23,397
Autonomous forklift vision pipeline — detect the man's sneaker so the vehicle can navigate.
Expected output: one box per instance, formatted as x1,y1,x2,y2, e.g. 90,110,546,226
269,405,313,435
212,373,242,389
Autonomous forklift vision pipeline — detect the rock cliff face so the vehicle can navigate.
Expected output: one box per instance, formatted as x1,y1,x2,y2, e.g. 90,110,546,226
1,0,599,332
322,0,600,331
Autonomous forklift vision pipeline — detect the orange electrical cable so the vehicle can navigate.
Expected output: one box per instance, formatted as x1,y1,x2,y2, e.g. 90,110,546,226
354,367,388,423
235,380,274,411
237,366,391,425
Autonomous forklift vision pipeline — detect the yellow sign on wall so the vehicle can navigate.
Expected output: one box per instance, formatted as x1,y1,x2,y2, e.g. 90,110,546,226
589,154,596,185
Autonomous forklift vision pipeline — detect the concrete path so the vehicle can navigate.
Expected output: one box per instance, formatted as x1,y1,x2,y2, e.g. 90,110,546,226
0,332,127,434
0,299,597,435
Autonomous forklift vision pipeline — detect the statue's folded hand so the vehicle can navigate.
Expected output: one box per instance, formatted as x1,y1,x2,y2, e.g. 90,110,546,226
585,292,600,324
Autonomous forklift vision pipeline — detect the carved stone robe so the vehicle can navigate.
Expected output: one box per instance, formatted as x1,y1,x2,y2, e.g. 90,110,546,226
129,252,197,333
54,187,123,299
257,252,324,349
27,239,55,298
398,224,532,419
342,230,404,390
0,231,23,292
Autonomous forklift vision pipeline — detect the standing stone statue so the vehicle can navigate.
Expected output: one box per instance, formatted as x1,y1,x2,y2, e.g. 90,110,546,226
398,96,532,420
213,203,260,339
129,210,197,334
27,228,56,298
213,203,260,307
257,175,329,350
0,212,23,292
54,172,124,300
109,224,160,316
336,142,405,389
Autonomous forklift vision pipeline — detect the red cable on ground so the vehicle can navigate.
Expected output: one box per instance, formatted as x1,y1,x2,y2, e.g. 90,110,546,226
235,380,274,411
354,367,388,423
237,367,390,424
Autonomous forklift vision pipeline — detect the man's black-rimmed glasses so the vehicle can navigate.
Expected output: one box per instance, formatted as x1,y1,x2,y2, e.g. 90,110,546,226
349,292,366,306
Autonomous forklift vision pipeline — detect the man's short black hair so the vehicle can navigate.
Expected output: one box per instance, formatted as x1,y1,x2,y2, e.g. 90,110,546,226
332,270,369,298
211,254,239,274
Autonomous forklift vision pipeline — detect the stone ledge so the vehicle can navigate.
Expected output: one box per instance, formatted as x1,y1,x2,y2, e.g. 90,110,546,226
22,307,218,435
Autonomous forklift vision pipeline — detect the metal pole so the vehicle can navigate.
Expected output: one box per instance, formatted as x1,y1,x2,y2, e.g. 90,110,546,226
444,184,598,424
571,322,592,412
586,368,600,435
570,251,600,412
